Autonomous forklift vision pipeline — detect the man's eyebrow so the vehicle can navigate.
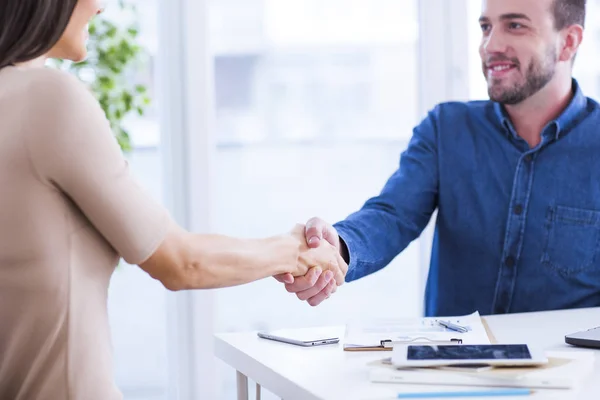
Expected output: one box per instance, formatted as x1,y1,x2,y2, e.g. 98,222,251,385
500,13,531,21
478,13,532,23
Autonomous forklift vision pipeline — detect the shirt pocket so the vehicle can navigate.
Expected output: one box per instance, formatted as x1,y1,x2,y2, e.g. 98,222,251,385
541,205,600,276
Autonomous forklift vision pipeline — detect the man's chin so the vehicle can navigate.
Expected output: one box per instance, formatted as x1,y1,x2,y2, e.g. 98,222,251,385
488,90,526,105
487,82,514,103
488,87,504,102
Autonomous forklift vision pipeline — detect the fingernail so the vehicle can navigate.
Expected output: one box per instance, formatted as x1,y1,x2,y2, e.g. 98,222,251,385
308,236,319,245
313,267,322,276
324,271,333,281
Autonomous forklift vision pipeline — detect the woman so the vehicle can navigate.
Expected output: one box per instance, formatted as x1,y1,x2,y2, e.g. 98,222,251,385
0,1,347,399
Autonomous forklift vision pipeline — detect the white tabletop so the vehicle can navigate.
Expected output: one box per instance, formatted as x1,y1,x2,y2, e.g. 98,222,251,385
215,307,600,400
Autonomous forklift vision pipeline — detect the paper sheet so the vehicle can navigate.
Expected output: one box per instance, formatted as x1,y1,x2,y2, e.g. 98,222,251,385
367,350,596,389
344,312,491,349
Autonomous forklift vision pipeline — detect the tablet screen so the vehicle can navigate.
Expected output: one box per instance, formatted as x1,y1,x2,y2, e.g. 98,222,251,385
407,344,532,360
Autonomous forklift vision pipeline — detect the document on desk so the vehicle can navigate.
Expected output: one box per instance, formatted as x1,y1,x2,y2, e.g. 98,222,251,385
343,311,491,351
368,350,596,389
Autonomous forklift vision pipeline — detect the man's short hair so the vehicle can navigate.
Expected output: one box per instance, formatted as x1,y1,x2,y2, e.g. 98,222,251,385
552,0,587,30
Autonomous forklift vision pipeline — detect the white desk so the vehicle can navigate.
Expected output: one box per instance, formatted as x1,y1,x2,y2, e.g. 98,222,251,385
215,307,600,400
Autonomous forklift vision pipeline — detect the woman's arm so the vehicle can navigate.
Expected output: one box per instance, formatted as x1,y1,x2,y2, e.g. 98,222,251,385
139,223,344,291
23,68,344,291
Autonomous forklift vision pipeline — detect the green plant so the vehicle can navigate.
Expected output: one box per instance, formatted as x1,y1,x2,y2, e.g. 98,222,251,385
51,0,151,152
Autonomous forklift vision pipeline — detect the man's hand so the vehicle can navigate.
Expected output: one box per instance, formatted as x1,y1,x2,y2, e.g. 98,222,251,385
287,224,346,284
275,217,348,306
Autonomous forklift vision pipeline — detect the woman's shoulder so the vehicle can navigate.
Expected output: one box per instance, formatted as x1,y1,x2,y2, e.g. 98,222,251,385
3,66,93,108
1,66,106,145
6,66,102,130
24,66,90,95
6,65,79,84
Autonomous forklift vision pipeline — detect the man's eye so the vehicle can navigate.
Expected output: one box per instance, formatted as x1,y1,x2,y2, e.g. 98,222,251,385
480,23,490,32
509,22,523,29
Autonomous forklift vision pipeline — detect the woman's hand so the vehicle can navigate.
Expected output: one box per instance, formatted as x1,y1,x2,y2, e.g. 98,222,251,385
285,224,348,285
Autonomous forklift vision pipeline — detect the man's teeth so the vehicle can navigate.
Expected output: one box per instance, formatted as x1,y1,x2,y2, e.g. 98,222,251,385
492,65,512,71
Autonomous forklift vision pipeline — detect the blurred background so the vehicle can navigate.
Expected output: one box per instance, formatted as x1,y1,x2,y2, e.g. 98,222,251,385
95,0,600,398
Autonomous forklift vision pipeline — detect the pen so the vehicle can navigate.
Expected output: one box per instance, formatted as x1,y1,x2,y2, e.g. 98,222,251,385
396,388,532,398
437,320,469,333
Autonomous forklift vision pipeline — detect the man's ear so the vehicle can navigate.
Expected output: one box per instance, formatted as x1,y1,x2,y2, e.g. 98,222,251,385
559,24,584,63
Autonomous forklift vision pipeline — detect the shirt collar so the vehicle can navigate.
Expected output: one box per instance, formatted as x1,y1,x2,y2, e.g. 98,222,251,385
493,78,587,140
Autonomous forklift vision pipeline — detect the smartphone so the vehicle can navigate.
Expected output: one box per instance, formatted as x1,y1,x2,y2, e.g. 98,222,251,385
391,344,548,368
257,328,340,347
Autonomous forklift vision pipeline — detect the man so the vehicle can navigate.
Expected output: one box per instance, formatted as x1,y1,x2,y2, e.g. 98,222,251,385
277,0,599,316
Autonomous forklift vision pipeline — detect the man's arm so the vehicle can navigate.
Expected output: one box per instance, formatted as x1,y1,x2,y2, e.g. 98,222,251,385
334,108,440,281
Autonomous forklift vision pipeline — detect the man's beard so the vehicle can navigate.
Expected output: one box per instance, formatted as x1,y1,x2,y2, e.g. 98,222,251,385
484,47,557,105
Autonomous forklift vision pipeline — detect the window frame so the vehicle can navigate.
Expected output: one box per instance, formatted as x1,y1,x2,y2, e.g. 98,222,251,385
417,0,469,316
157,0,217,398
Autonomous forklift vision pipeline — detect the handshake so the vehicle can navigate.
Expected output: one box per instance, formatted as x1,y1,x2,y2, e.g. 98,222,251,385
277,217,347,306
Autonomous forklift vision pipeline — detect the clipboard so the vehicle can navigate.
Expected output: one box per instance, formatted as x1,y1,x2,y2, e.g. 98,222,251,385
345,337,463,352
343,312,494,352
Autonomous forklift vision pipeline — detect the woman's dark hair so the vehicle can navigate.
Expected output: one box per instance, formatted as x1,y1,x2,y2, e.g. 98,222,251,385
0,0,78,69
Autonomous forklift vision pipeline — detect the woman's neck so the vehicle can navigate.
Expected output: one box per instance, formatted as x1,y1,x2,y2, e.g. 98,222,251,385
14,56,47,69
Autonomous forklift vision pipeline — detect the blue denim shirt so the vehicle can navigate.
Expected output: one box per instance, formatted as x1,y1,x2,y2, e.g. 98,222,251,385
334,79,600,317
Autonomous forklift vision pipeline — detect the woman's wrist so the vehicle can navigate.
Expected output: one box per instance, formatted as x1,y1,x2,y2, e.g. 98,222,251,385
260,234,300,276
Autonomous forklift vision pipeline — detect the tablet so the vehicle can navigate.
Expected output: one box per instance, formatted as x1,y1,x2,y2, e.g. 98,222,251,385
257,328,340,347
391,344,548,368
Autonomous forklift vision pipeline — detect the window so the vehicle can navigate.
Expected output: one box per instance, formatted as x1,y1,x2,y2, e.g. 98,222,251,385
93,1,600,399
210,0,419,144
209,1,423,398
101,1,169,399
573,0,600,101
467,0,487,100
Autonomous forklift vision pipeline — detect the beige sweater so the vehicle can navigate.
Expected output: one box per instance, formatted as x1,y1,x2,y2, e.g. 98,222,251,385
0,65,170,399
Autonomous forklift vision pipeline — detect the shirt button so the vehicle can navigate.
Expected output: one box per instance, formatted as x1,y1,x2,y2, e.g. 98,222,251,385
505,256,516,267
513,204,523,215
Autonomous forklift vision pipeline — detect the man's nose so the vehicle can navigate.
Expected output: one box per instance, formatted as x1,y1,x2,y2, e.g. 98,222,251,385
483,29,508,55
